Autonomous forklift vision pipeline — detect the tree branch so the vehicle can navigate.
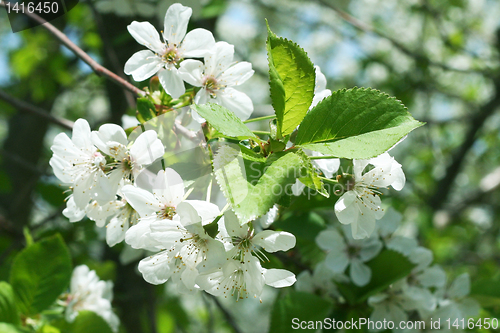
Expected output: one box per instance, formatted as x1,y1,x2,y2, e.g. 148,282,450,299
429,80,500,210
0,89,74,130
0,2,146,97
316,0,493,77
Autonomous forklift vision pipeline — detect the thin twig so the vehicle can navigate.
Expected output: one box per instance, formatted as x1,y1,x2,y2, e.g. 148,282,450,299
0,2,146,97
0,148,50,175
210,296,243,333
0,89,74,130
316,0,493,77
174,120,199,140
85,0,136,108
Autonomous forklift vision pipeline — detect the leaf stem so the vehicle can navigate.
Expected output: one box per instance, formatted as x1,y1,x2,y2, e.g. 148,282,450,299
243,115,276,123
319,176,339,185
309,155,339,160
252,130,271,136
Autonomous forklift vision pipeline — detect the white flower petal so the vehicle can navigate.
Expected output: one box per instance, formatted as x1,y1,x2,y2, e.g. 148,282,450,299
49,155,73,184
127,21,165,54
106,216,127,247
152,168,184,206
353,159,370,179
121,185,161,217
457,298,480,318
335,191,359,225
204,41,234,77
85,200,120,227
222,210,246,238
314,65,328,92
158,68,185,98
253,230,296,252
351,202,377,239
264,269,296,288
163,3,191,45
62,196,86,222
409,247,433,271
216,87,253,121
417,265,446,288
180,28,215,58
325,251,349,274
350,258,371,286
449,273,470,299
72,119,93,149
359,238,383,262
311,151,339,179
386,236,418,257
311,89,331,109
291,179,306,196
125,217,163,251
138,251,175,285
218,61,254,86
129,130,164,166
178,59,204,86
316,229,346,252
185,200,221,224
91,124,128,155
124,50,164,82
175,201,201,226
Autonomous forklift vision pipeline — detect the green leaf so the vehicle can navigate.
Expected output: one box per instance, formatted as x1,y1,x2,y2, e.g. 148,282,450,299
214,144,304,222
71,311,114,333
270,291,333,333
296,88,424,159
192,103,258,140
0,323,29,333
39,325,61,333
10,234,72,315
136,97,156,123
336,249,415,304
267,23,316,137
471,276,500,308
36,182,66,207
0,281,20,325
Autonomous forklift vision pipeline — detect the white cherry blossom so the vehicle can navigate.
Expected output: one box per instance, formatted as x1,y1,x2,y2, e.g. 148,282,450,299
218,211,296,260
433,274,480,330
91,124,164,195
124,3,215,97
65,265,119,332
335,152,405,239
196,254,295,301
136,200,223,286
316,228,382,286
121,168,217,251
178,41,255,121
50,119,112,208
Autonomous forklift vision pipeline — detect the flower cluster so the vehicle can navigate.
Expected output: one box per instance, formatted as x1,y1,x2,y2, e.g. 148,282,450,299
65,265,119,332
125,3,254,120
50,119,296,300
50,118,164,247
309,211,479,332
49,2,415,308
121,169,297,300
